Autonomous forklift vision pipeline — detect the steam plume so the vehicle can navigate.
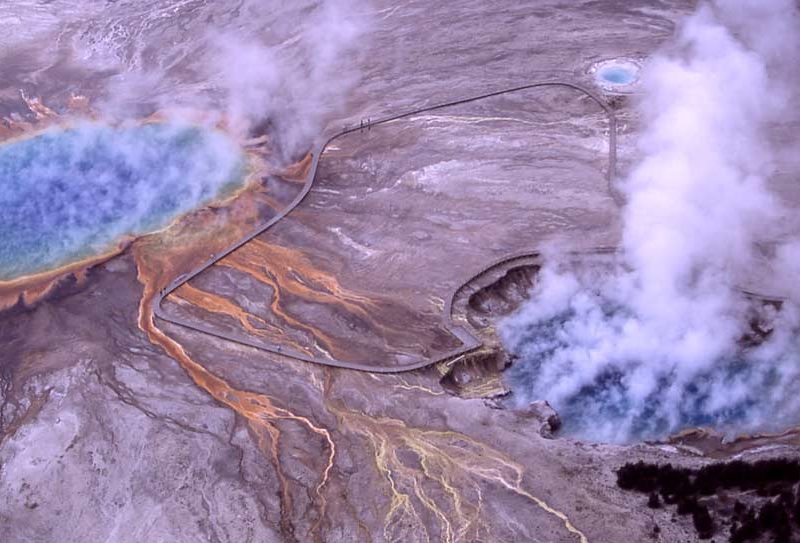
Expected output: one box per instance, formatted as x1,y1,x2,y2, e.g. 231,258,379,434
502,0,800,443
86,0,369,159
0,122,243,280
207,0,368,157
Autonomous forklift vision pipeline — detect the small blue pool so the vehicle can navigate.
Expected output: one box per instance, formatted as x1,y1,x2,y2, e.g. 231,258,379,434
594,60,641,90
0,122,245,281
599,66,637,85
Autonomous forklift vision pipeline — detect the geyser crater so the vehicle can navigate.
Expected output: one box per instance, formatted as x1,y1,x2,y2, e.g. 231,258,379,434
495,254,800,445
0,121,246,281
591,58,642,93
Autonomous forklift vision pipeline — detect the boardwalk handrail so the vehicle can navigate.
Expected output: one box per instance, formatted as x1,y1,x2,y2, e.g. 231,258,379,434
153,80,619,372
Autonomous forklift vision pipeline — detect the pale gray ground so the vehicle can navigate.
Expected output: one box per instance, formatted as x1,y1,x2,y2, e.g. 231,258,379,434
2,1,800,542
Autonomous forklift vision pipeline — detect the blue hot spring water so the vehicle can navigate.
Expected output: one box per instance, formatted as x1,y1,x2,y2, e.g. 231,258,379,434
0,122,245,281
501,286,800,444
598,65,636,86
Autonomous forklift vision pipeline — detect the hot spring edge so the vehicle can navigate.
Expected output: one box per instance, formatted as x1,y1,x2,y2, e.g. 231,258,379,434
0,121,247,281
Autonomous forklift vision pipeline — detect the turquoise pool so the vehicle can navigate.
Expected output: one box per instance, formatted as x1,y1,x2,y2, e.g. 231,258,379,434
598,65,637,85
0,122,245,280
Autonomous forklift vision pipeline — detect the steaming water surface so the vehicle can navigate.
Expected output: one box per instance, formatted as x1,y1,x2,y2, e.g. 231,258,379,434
598,66,636,85
0,122,245,280
501,1,800,445
593,60,640,91
501,262,800,444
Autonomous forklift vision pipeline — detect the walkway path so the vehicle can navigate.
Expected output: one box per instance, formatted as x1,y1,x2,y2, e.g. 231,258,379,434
153,81,619,372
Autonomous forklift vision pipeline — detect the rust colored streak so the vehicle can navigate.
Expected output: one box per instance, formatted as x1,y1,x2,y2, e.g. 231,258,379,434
215,239,437,357
170,282,320,356
279,152,314,183
0,245,127,312
171,282,271,333
0,97,284,314
323,371,587,543
222,256,338,357
133,211,335,541
254,191,290,212
239,239,379,310
217,248,344,358
216,240,415,352
20,92,58,120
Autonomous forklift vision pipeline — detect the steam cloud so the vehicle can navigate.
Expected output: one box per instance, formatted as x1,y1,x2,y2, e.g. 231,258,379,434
0,1,370,281
0,122,243,280
94,0,369,159
208,0,367,157
502,0,800,443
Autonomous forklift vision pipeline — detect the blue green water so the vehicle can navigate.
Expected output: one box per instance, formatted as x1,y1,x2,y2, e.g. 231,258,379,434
0,122,245,281
598,65,637,85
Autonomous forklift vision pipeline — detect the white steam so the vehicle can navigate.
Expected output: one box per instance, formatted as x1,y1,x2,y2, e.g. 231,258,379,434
502,0,800,443
0,1,370,280
208,0,366,156
0,122,244,280
92,0,369,159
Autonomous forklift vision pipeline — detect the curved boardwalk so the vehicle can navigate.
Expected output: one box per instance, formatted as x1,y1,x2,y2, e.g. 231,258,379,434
153,81,619,372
